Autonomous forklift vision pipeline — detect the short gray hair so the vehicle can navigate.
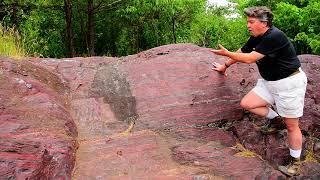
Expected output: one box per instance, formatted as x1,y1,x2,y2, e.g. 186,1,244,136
244,6,273,27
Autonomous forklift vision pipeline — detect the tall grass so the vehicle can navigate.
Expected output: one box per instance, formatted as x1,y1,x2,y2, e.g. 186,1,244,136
0,24,25,59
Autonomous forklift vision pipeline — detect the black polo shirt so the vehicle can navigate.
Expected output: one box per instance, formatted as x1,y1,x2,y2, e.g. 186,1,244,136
241,26,300,81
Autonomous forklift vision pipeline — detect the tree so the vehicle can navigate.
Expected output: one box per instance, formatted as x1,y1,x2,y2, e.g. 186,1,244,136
64,0,75,57
233,0,320,55
84,0,126,56
2,0,319,58
87,0,95,56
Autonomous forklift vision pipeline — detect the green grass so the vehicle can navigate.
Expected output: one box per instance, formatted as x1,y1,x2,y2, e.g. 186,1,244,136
0,24,25,59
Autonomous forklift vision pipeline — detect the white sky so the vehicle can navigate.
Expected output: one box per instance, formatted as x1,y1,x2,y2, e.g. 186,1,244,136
207,0,239,18
207,0,232,7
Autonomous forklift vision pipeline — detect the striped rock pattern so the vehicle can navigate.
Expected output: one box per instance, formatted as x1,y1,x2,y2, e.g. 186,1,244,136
1,44,319,179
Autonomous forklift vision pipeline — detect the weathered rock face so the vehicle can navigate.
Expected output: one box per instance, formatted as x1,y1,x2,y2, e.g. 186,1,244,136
0,58,78,179
1,44,319,179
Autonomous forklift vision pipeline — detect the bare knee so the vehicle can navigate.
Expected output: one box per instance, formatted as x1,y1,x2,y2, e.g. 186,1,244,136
285,119,300,132
240,98,252,110
240,91,269,111
286,124,300,132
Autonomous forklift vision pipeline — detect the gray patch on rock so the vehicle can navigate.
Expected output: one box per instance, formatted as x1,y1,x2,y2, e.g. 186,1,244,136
90,62,138,123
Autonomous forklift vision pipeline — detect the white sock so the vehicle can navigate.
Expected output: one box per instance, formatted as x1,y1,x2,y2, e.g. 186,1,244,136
289,148,302,158
266,107,278,119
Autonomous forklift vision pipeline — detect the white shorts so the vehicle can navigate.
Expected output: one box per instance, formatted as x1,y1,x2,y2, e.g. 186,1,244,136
252,68,308,118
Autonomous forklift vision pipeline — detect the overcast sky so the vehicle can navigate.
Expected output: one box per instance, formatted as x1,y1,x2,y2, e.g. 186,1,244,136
207,0,232,7
207,0,239,18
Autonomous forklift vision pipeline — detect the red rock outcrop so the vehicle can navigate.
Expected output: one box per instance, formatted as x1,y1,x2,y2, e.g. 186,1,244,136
1,44,319,179
0,58,77,179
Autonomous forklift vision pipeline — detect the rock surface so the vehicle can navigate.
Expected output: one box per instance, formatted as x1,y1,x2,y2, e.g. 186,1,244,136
0,58,77,179
1,44,319,179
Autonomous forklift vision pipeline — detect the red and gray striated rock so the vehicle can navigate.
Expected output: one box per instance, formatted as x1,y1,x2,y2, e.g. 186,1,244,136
0,58,77,179
300,55,320,135
1,44,319,179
